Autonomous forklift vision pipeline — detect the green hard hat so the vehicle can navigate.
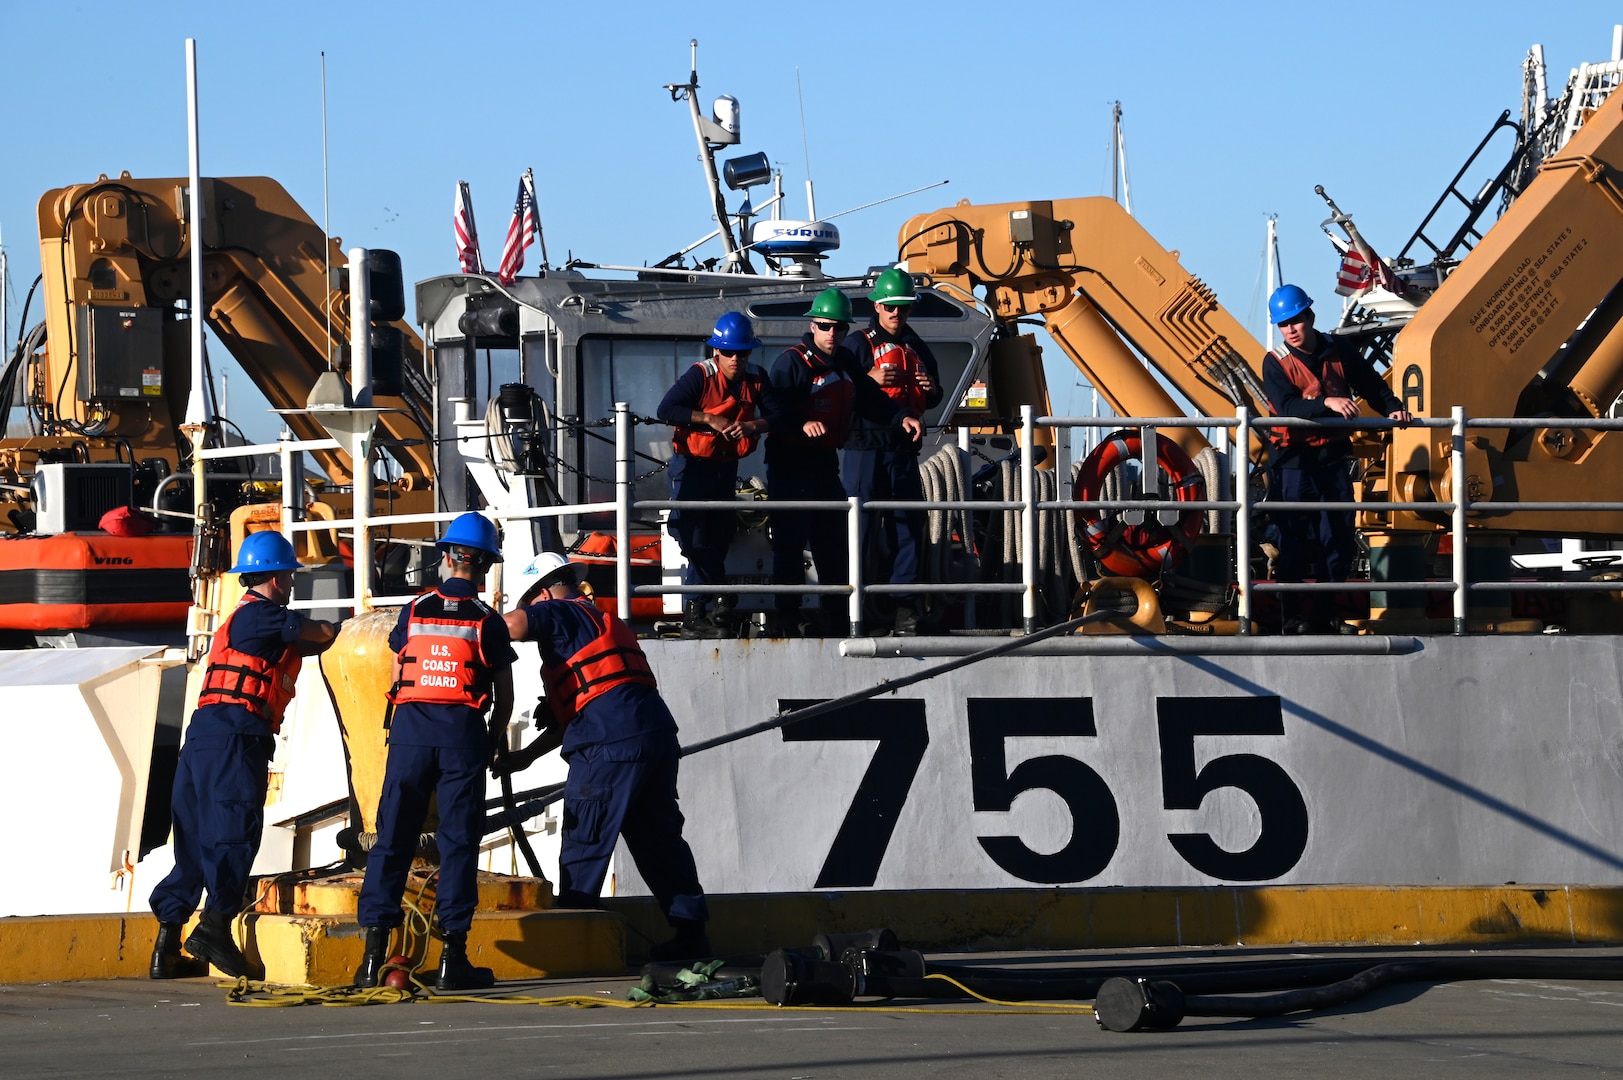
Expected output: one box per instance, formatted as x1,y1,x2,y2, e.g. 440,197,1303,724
868,267,918,305
804,288,853,322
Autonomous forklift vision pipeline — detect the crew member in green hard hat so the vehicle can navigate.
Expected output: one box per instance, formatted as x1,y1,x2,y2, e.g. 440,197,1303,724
765,288,923,637
354,512,516,991
842,268,943,635
656,311,783,638
1263,284,1411,634
149,530,341,980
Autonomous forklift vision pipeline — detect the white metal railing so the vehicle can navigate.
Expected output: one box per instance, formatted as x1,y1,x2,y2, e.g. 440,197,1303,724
188,403,1623,637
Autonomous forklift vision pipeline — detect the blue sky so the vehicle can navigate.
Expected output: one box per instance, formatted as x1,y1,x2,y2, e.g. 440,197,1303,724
2,2,1619,437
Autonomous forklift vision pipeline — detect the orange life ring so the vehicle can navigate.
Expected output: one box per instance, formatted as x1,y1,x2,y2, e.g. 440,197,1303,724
1073,429,1205,579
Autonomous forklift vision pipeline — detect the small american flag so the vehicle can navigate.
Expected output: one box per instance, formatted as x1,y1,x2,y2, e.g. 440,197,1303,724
1334,247,1374,296
1334,233,1406,299
496,170,540,285
454,181,484,274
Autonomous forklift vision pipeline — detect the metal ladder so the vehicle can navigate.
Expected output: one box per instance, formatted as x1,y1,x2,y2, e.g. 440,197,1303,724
1397,110,1525,268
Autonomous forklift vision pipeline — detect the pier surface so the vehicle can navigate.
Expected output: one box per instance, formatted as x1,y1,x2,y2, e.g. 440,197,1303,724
5,947,1621,1079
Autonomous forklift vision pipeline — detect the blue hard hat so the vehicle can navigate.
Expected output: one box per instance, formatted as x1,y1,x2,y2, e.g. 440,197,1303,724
706,311,762,352
230,531,300,574
1269,284,1314,325
437,512,503,561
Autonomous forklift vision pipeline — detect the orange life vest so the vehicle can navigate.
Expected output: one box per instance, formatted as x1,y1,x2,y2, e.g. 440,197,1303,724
672,358,766,459
390,588,496,710
542,597,658,724
197,592,302,733
1269,344,1350,449
864,330,928,416
786,344,856,449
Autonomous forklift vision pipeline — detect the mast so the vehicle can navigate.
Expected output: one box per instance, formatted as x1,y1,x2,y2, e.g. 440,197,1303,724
1112,101,1133,215
1264,213,1282,351
665,40,744,268
1,222,8,363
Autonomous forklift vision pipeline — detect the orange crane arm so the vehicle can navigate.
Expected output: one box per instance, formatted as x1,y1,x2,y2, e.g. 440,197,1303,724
35,174,433,486
899,198,1270,455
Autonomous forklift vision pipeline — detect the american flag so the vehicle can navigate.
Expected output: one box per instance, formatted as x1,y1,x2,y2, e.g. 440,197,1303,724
496,170,540,285
454,181,484,274
1333,235,1406,299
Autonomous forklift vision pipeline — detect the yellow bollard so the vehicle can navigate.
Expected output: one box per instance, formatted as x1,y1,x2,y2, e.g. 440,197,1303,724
318,608,398,833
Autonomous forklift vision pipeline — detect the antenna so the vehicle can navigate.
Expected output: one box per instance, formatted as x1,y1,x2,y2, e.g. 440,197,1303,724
664,40,744,266
1111,101,1133,215
796,67,816,219
321,51,334,370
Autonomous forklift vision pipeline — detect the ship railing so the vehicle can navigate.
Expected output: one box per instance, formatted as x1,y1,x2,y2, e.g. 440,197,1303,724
195,404,1623,637
1044,406,1623,636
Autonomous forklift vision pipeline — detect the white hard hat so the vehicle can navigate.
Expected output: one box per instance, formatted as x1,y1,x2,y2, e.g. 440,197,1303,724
525,551,581,587
510,551,580,610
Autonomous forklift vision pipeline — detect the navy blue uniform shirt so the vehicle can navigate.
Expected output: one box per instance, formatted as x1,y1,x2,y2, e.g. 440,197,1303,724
655,360,784,434
189,594,306,739
764,334,904,465
1263,333,1404,469
519,597,678,758
388,577,517,748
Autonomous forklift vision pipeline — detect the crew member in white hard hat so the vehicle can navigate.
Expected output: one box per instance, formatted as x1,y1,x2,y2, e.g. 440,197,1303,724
500,551,711,961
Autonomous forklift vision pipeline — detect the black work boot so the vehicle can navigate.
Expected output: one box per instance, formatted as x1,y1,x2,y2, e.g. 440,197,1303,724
709,595,738,635
648,918,711,962
182,910,252,978
435,931,495,992
892,603,919,637
681,599,725,639
149,921,208,979
353,925,392,988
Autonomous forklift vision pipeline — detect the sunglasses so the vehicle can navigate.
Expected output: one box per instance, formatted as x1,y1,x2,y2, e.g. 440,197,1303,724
812,320,849,332
879,304,910,316
714,349,749,357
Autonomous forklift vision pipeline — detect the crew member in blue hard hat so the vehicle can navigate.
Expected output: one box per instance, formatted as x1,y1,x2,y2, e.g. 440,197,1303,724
766,288,923,637
500,551,711,962
843,268,943,635
148,530,341,980
656,312,782,637
354,512,516,991
1263,284,1412,633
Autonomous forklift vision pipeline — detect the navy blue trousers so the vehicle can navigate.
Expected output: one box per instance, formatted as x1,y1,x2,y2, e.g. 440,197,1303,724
558,747,708,924
668,455,739,605
842,448,924,595
150,732,274,923
767,458,848,616
356,744,487,933
1271,461,1356,621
